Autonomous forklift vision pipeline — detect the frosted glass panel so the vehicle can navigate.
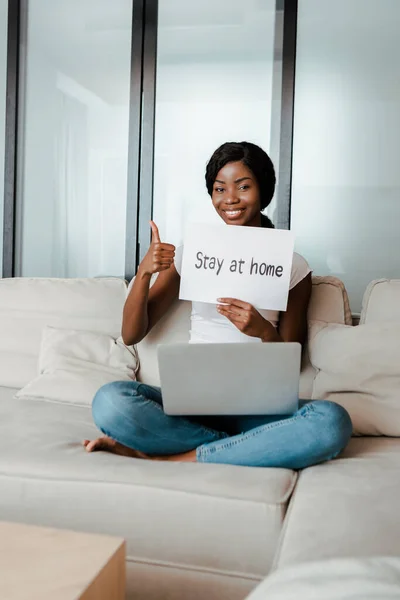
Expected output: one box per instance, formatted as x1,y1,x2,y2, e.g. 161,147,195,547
16,0,132,277
153,0,276,246
0,0,7,277
292,0,400,312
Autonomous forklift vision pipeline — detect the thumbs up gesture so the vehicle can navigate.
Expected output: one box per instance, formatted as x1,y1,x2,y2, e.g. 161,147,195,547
139,221,176,276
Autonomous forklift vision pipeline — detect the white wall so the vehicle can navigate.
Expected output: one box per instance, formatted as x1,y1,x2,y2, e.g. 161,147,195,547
292,0,400,312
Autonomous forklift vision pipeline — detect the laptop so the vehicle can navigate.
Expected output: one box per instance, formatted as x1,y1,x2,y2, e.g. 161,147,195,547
157,342,301,416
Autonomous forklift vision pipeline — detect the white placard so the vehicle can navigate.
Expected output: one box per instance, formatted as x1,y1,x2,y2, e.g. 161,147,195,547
179,223,295,311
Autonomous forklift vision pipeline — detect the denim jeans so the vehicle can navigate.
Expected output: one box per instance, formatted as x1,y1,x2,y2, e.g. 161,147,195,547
92,381,353,469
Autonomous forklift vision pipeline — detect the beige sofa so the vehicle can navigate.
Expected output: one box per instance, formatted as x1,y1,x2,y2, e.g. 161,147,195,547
0,275,398,600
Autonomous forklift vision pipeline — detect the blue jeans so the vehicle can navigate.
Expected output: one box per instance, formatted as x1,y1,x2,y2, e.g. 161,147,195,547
92,381,352,469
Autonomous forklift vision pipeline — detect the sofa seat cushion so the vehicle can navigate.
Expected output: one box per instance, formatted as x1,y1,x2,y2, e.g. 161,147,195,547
274,437,400,570
0,388,297,578
246,557,400,600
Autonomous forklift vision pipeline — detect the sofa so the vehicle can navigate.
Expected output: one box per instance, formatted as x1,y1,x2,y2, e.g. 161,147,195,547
247,556,400,599
0,275,399,600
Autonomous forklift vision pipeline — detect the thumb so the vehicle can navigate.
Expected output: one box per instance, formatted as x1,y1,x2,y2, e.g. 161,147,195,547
150,221,161,244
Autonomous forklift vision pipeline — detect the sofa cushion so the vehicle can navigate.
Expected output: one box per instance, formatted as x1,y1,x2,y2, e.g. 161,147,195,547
0,278,127,389
246,557,400,600
16,327,138,406
309,322,400,436
274,437,400,570
308,276,352,326
361,279,400,324
0,389,297,578
299,276,353,400
137,276,351,396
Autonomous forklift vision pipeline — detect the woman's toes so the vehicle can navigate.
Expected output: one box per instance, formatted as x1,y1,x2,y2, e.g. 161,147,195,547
84,440,96,452
85,438,105,452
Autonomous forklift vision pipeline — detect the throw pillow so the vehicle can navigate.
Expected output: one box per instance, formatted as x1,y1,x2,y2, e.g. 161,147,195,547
16,326,138,406
309,321,400,436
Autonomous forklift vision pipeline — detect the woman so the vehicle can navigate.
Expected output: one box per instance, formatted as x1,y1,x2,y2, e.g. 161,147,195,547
84,142,352,468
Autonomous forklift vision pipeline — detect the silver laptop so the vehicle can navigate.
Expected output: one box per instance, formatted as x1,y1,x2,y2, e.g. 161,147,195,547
157,343,301,416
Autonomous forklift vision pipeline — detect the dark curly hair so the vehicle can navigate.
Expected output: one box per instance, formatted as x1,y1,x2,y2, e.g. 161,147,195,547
205,141,276,228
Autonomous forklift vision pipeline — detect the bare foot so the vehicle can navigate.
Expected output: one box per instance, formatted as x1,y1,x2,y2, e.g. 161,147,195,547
83,437,197,462
160,449,197,463
83,436,149,459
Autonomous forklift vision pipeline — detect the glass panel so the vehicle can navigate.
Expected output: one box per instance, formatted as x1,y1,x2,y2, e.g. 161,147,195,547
0,0,8,277
292,0,400,312
16,0,133,277
153,0,276,247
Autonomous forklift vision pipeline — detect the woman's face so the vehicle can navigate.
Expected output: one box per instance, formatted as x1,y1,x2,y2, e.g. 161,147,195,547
211,161,262,227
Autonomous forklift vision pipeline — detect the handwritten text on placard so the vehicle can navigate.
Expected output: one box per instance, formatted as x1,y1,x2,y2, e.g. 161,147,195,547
179,223,295,311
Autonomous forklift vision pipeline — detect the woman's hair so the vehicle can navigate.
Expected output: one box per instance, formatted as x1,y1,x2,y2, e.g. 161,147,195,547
205,141,276,228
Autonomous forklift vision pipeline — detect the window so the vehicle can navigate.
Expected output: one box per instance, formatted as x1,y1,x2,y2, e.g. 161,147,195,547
152,0,277,247
15,0,133,277
292,0,400,312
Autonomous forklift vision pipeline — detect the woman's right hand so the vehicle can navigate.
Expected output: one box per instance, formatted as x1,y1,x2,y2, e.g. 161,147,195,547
138,221,176,277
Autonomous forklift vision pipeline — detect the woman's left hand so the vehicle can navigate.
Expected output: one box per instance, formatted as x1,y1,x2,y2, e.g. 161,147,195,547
217,298,282,342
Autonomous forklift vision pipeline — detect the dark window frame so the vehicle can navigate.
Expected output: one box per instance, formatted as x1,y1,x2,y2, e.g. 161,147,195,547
136,0,158,269
273,0,298,231
3,0,20,278
125,0,146,280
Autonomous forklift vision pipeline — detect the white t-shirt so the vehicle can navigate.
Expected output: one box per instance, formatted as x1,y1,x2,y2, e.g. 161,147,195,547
174,246,311,344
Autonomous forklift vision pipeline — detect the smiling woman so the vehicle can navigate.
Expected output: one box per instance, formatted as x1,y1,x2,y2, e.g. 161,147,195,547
212,165,261,225
206,141,276,229
85,140,353,470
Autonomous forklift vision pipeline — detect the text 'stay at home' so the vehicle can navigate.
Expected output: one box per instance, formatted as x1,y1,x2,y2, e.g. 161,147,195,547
195,252,284,278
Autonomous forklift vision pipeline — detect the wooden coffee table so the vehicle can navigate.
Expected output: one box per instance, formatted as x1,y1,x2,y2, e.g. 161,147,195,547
0,521,125,600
